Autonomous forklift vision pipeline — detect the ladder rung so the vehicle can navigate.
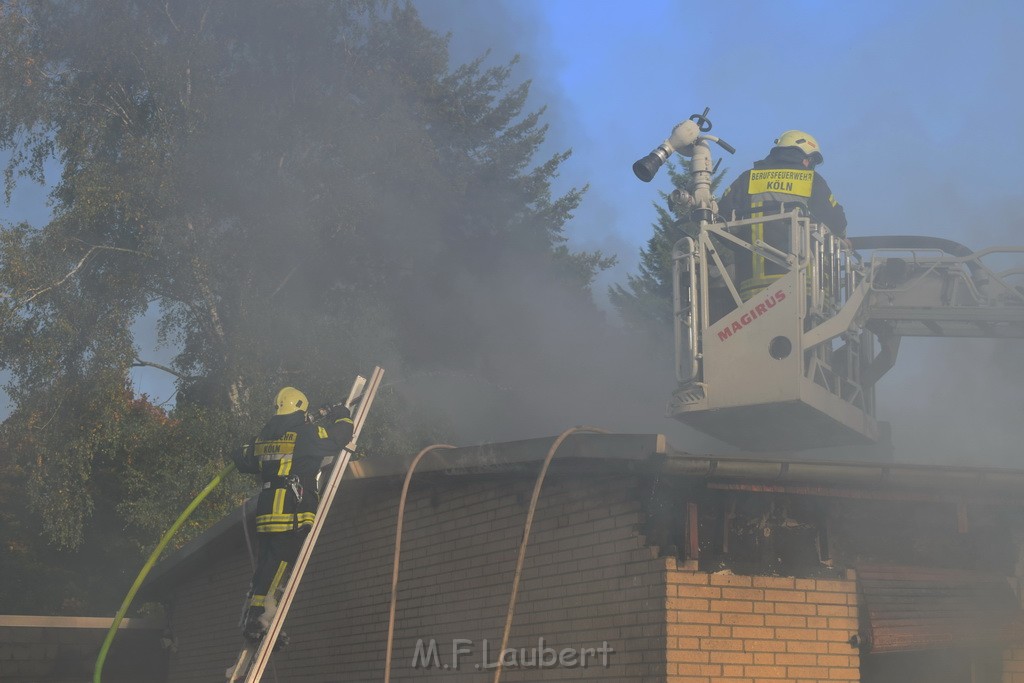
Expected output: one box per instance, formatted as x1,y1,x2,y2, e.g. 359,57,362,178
236,367,385,683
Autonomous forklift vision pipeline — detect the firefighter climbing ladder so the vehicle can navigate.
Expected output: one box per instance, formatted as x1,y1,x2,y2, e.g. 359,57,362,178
227,366,385,683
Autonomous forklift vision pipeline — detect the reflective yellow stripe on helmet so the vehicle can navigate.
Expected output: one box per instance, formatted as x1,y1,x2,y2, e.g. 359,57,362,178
275,387,309,415
773,130,823,165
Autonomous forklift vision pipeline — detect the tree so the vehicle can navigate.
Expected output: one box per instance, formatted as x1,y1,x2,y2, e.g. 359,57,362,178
0,0,610,613
609,162,725,348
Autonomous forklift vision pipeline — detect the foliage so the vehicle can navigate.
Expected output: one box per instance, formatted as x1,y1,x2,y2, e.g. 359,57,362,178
0,0,610,613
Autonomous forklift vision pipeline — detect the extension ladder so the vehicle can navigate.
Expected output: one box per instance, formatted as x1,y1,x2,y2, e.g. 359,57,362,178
226,366,385,682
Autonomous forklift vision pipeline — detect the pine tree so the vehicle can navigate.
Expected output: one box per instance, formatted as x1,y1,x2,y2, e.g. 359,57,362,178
609,162,725,347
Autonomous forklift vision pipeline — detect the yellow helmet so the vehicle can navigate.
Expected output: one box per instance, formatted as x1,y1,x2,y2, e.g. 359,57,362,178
274,387,309,415
774,130,824,165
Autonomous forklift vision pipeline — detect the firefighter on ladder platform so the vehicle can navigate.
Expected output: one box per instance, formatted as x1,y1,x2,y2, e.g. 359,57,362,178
717,130,848,301
231,387,353,645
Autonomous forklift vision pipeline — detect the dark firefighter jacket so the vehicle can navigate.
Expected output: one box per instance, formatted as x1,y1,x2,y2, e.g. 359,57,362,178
233,410,354,534
717,146,848,237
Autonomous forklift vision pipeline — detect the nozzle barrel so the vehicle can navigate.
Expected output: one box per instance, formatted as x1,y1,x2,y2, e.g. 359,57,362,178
632,153,661,182
632,144,671,182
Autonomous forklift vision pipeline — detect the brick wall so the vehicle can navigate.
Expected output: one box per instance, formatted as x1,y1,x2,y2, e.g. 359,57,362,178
1005,649,1024,683
0,623,164,682
666,560,860,682
1004,578,1024,683
165,473,667,682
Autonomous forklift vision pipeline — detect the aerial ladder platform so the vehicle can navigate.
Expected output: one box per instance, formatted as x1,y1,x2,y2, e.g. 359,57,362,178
634,110,1024,451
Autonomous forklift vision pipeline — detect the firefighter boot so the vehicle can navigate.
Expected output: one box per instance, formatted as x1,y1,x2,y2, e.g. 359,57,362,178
244,603,288,650
242,606,266,644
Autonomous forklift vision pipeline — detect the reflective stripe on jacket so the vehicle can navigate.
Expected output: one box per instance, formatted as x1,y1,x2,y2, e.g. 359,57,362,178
236,410,354,534
718,146,847,237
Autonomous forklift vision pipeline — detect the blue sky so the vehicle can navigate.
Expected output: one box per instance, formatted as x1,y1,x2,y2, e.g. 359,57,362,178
423,0,1024,254
4,1,1023,462
418,0,1024,463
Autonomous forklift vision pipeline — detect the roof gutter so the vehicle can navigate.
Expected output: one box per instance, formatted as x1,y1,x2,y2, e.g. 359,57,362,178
659,450,1024,496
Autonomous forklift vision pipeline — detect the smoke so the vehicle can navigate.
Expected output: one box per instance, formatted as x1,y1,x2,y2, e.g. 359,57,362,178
392,260,721,448
6,1,1018,463
413,0,1024,466
405,1,694,445
876,338,1024,465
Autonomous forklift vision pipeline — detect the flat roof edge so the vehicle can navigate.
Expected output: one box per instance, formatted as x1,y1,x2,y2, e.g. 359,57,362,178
0,615,163,630
141,433,667,597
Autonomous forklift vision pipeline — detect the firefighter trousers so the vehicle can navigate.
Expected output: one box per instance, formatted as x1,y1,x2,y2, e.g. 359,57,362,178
246,527,309,613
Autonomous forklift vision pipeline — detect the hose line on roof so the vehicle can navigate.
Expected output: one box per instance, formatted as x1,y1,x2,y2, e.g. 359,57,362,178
383,444,456,683
93,462,236,683
492,426,609,683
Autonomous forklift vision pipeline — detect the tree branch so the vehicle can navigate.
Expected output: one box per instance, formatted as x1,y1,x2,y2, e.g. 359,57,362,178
163,2,181,32
132,358,193,381
185,219,244,413
269,264,298,299
2,245,144,315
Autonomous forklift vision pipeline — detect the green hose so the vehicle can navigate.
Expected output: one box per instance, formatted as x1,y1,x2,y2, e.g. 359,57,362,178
93,462,236,683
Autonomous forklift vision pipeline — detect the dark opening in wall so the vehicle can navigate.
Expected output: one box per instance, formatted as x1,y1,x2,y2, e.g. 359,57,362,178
861,647,1000,683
